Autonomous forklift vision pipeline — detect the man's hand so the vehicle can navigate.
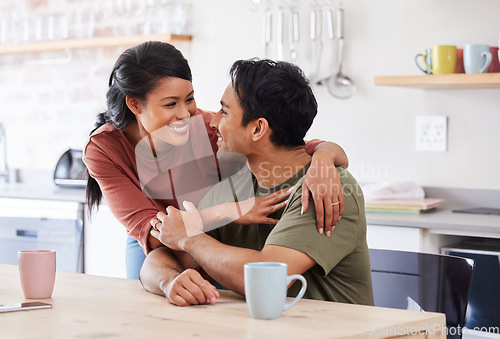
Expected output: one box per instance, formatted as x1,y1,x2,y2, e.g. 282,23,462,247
302,150,345,237
150,201,204,251
164,268,220,307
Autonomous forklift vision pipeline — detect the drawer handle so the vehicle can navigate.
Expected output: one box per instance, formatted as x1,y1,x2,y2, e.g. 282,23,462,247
16,230,38,238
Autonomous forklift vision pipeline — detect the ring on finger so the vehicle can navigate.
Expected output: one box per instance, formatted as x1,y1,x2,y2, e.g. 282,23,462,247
331,202,340,206
152,219,162,231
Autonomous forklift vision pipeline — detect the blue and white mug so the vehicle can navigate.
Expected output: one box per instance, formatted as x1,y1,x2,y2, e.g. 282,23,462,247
415,48,432,74
464,44,492,74
244,262,307,319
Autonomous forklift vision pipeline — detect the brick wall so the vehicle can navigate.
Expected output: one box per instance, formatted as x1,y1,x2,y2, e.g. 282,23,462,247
0,0,191,172
0,48,117,170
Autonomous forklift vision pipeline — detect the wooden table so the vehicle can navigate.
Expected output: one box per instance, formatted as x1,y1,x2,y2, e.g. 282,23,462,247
0,264,445,338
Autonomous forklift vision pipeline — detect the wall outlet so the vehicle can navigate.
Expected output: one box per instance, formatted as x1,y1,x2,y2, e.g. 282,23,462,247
415,115,447,152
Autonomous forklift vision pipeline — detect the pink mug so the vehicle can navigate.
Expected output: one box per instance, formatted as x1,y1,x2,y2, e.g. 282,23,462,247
18,250,56,299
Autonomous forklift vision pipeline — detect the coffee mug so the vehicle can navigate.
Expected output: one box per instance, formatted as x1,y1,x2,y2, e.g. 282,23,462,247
244,262,307,319
415,48,432,74
455,48,465,73
488,46,500,73
464,44,492,74
18,250,56,299
423,45,457,75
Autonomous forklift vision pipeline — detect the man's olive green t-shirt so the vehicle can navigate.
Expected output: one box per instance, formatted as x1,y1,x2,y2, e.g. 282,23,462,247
198,164,374,305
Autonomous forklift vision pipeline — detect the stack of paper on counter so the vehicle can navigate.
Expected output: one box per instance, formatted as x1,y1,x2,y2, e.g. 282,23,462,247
365,198,446,214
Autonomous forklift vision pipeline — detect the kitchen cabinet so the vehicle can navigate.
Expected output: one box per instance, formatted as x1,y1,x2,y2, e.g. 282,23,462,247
367,224,425,252
83,203,127,279
0,186,128,278
367,223,471,254
366,206,500,256
0,196,84,273
0,33,192,55
374,73,500,89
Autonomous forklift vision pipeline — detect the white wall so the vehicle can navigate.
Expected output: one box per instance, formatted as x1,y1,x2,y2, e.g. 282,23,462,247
0,0,499,190
188,0,500,190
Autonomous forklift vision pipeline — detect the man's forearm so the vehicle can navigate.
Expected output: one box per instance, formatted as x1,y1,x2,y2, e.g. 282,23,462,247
181,234,263,295
139,247,183,296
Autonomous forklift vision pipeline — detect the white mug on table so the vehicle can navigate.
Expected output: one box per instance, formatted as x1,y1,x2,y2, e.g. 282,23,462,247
244,262,307,320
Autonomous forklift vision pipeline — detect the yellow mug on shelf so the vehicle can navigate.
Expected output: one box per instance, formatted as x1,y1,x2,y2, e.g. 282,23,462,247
424,45,457,75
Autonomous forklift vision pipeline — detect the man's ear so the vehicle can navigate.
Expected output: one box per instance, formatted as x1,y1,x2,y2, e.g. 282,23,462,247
126,96,141,115
251,118,270,142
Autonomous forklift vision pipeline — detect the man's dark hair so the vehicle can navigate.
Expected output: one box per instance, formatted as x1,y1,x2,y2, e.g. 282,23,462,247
229,59,318,148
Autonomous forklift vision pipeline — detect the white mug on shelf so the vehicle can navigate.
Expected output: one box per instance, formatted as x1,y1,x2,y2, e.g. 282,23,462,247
464,44,492,74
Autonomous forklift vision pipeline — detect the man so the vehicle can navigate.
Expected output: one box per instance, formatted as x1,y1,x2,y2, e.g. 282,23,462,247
140,59,373,307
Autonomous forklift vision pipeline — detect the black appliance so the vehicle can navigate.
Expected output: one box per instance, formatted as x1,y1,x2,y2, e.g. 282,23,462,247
53,149,87,188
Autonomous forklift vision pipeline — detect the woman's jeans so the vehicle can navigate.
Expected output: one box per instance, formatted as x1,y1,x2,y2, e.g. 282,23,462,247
125,235,226,290
125,236,146,280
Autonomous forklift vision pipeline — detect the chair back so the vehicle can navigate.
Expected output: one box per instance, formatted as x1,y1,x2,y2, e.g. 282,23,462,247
370,249,475,339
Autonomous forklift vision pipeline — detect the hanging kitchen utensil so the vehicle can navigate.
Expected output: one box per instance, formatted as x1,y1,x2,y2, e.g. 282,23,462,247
310,9,317,75
309,7,323,82
326,7,334,42
263,9,272,58
315,7,335,85
327,7,356,99
289,7,299,61
276,7,284,60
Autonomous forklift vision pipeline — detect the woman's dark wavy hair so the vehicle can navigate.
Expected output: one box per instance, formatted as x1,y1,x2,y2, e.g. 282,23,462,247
229,58,317,148
86,41,192,215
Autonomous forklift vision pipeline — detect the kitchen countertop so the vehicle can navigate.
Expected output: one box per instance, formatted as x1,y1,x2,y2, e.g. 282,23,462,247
0,183,86,203
367,208,500,238
2,183,499,237
367,186,500,238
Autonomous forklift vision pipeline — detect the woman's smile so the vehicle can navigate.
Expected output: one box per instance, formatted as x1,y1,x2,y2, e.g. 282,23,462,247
167,119,190,135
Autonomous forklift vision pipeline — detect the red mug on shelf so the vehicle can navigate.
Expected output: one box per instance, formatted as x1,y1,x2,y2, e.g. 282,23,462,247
488,47,500,73
455,48,465,73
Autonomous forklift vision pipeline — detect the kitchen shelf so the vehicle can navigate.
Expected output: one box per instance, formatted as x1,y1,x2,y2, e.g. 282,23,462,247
374,73,500,89
0,34,192,55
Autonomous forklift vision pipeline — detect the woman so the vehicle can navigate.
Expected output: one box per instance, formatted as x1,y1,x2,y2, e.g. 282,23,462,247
83,41,348,279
